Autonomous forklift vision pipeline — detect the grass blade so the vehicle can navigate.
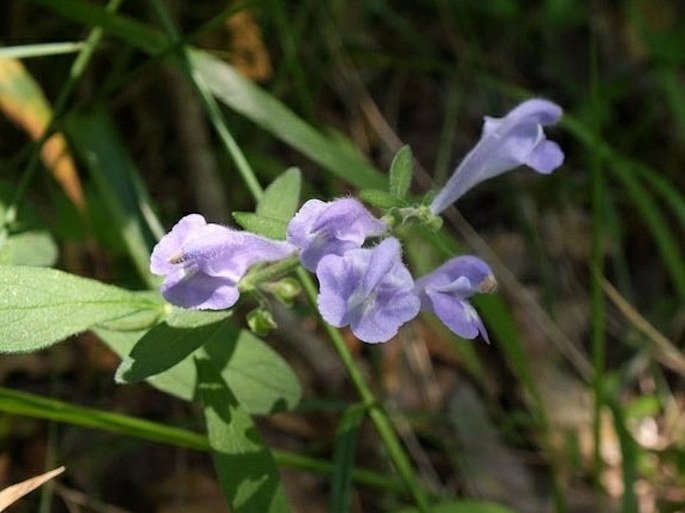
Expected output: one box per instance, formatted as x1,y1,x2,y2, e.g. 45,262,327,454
330,403,366,513
0,42,84,59
66,106,163,285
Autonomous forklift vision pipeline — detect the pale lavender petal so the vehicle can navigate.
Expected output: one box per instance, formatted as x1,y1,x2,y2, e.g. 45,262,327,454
416,255,494,298
161,268,240,310
150,214,295,310
287,198,387,271
430,98,564,213
286,199,328,250
150,214,207,275
316,253,360,328
316,238,419,343
310,198,386,241
426,290,488,341
525,140,564,174
352,269,421,343
200,232,296,279
416,255,494,342
360,237,401,295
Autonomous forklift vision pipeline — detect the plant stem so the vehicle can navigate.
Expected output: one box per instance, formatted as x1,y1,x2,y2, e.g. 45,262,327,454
589,29,606,500
148,0,263,201
296,267,431,512
238,255,300,293
0,386,408,496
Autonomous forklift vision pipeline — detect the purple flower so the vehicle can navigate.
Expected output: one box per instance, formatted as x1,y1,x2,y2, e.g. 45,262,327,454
150,214,295,310
287,198,387,272
430,99,564,214
415,256,496,341
316,238,420,343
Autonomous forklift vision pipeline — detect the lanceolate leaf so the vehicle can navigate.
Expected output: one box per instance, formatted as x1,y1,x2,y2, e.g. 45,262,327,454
232,212,288,240
257,168,302,222
100,322,301,414
196,355,291,513
0,266,161,353
115,310,233,384
190,50,386,190
359,189,405,209
389,145,413,199
204,328,301,414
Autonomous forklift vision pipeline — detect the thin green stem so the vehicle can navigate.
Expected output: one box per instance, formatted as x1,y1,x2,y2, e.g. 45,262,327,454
0,42,84,59
0,386,407,495
147,0,263,201
3,0,124,229
238,255,301,293
296,267,432,512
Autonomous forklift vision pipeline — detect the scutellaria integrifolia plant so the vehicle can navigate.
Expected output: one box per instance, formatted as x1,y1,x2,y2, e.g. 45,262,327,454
150,98,564,344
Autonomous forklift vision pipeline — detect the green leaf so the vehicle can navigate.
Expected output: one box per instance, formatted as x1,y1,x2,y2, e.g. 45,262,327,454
0,182,59,267
96,301,163,332
359,189,405,209
257,168,302,223
115,310,232,384
190,51,386,190
0,266,160,353
204,328,301,414
195,355,291,513
330,404,366,513
95,327,199,401
101,322,300,414
0,231,58,267
232,212,288,240
389,145,413,199
396,500,518,513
